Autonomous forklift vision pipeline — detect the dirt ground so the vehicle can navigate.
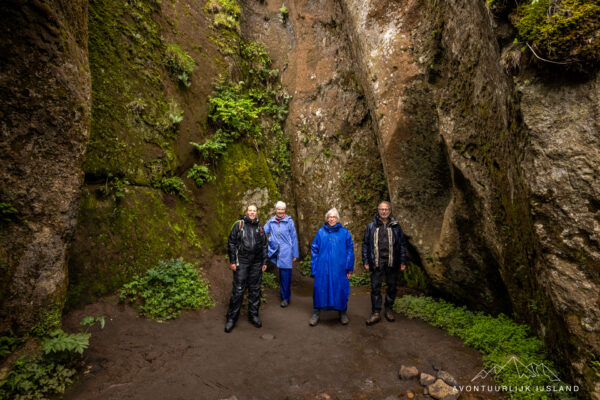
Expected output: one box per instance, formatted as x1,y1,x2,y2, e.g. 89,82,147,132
63,265,504,400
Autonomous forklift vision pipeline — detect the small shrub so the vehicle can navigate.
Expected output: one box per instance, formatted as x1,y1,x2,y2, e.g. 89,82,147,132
349,272,371,287
187,164,215,187
0,318,104,400
262,271,278,289
120,258,214,321
299,256,312,277
190,139,227,161
153,176,187,198
0,335,25,361
164,43,195,87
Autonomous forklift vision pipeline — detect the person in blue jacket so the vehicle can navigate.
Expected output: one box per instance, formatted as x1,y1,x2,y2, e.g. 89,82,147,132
263,201,299,308
309,207,354,326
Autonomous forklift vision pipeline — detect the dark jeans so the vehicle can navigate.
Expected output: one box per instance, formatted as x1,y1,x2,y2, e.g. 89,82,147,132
369,261,399,313
226,255,263,322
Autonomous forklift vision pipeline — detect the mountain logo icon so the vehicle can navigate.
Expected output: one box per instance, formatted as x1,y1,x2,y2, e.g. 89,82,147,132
471,356,561,382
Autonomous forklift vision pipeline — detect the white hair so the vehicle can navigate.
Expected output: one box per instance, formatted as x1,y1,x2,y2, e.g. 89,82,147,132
325,207,340,221
275,201,286,209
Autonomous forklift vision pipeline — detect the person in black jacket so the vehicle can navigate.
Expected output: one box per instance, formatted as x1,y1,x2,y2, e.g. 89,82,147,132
225,204,268,333
361,201,407,326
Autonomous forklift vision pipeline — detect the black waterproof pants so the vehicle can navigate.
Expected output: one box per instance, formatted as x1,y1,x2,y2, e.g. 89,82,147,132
226,255,263,322
370,261,399,313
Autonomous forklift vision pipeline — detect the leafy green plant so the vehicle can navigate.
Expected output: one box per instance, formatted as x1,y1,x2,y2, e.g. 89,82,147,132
279,4,288,23
153,176,187,198
80,316,106,330
299,256,312,277
168,99,184,126
190,139,227,161
120,258,214,321
349,272,371,287
394,295,571,399
262,271,278,289
187,164,215,187
0,334,26,361
0,317,105,400
515,0,600,66
101,173,130,201
204,0,241,31
164,43,195,87
0,355,78,400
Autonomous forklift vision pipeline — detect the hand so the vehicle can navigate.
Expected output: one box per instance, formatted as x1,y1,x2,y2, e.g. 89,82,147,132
346,271,352,279
262,264,267,272
293,257,297,262
401,264,406,271
230,264,236,271
364,264,369,271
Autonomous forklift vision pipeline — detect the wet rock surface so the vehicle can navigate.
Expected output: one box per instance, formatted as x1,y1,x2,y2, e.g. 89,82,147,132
0,0,91,333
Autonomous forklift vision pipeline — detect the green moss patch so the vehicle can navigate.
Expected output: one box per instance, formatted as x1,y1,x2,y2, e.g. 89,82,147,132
515,0,600,67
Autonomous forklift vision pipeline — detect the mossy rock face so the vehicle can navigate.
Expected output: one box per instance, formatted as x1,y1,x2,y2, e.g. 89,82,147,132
516,0,600,67
196,141,279,251
85,0,176,184
66,186,205,309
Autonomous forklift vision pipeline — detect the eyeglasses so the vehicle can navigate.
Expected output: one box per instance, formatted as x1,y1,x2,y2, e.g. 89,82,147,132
378,208,390,211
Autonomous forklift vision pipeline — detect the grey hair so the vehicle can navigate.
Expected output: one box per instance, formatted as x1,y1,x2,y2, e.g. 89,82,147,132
275,201,286,209
325,207,340,221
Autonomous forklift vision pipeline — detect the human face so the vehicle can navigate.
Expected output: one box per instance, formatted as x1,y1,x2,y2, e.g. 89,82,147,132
327,214,338,226
275,207,286,218
378,203,391,220
246,206,258,221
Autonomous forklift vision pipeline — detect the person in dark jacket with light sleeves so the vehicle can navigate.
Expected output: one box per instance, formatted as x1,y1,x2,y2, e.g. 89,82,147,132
362,201,407,325
225,204,268,333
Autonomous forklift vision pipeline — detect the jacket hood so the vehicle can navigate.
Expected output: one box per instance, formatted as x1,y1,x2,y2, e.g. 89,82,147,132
323,222,342,232
270,214,292,223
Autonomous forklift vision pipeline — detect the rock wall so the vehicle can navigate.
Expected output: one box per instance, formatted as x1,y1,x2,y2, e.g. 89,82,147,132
0,0,91,333
240,0,387,257
519,72,600,397
336,0,599,395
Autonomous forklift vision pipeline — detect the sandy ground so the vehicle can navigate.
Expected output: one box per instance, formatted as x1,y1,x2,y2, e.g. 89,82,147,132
63,271,503,400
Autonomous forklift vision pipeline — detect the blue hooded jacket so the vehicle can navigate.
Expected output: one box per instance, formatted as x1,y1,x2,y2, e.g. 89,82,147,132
263,215,299,269
310,223,354,310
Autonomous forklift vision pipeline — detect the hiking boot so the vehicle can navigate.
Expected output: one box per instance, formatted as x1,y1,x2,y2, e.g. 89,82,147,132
249,316,262,328
365,312,381,326
309,311,320,326
339,310,349,325
280,300,289,308
224,319,235,333
384,309,395,322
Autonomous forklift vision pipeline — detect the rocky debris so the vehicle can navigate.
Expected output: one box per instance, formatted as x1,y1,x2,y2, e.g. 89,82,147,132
420,372,436,386
261,333,275,340
437,370,458,387
399,365,419,380
427,379,460,400
399,365,460,399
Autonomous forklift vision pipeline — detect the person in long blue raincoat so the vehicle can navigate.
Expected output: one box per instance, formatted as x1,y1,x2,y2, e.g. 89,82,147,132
309,207,354,326
263,201,299,308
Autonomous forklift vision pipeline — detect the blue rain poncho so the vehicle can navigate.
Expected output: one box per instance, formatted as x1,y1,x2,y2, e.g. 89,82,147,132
310,223,355,310
263,215,299,270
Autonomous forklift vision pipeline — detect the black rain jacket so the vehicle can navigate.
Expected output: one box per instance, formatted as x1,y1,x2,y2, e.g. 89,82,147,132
361,213,407,268
228,215,268,266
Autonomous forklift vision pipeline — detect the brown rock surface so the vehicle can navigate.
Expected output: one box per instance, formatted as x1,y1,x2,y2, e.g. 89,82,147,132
0,0,91,333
